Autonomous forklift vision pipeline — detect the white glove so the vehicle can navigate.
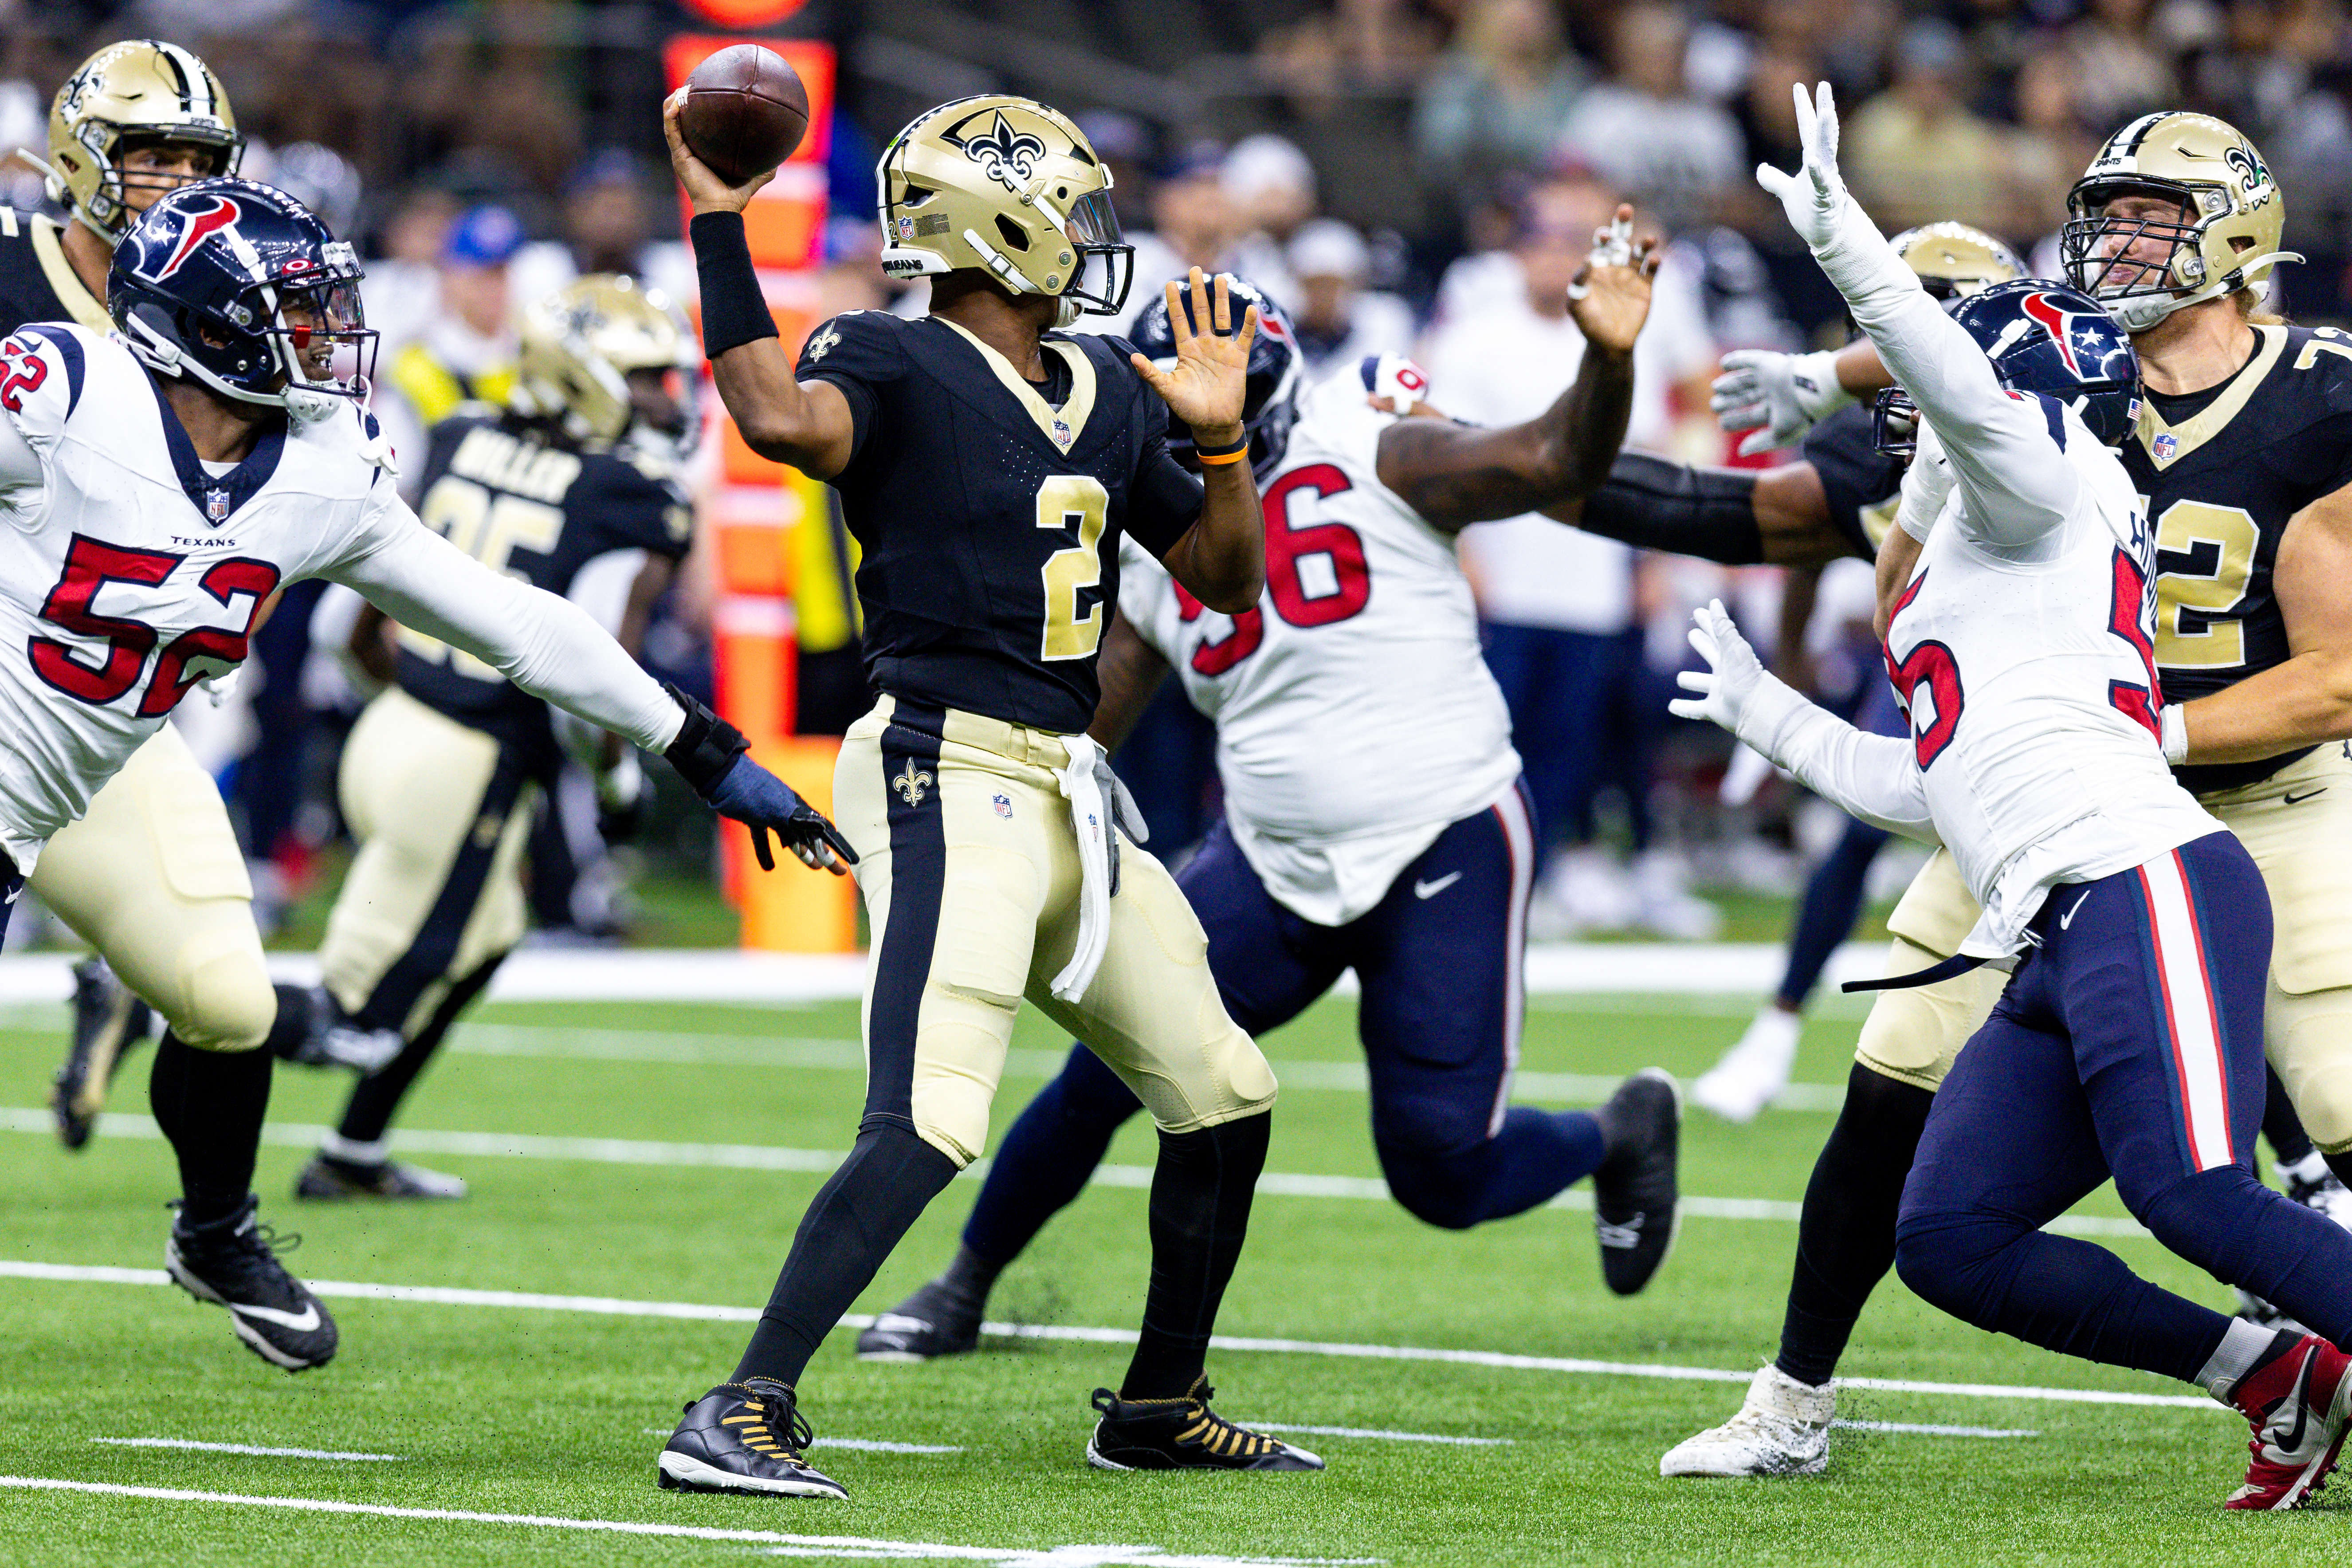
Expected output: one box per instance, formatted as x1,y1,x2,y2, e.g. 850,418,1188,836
1895,420,1955,542
1711,348,1853,455
1565,208,1634,300
1755,82,1850,252
1669,598,1772,742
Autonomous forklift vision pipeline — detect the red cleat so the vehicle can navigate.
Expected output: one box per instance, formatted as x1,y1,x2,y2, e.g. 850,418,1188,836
2225,1334,2352,1510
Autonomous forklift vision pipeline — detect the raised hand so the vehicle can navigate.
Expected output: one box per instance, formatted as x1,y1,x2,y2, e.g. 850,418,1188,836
1131,268,1259,443
1711,349,1851,455
663,88,775,216
1566,204,1659,356
1755,81,1849,250
1668,599,1771,742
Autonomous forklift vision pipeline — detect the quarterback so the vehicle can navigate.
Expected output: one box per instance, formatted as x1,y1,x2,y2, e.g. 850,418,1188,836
860,245,1682,1365
0,178,849,1372
1672,83,2352,1510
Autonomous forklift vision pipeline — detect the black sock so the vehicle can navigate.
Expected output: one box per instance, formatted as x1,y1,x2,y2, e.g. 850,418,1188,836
336,956,506,1147
148,1032,273,1229
732,1124,959,1387
2263,1064,2316,1170
1775,1064,1934,1387
935,1245,1001,1310
260,983,314,1062
2328,1151,2352,1191
1121,1110,1271,1401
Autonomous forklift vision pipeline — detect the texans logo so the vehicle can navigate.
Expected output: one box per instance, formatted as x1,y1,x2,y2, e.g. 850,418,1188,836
2021,291,2092,380
958,110,1047,192
156,196,242,280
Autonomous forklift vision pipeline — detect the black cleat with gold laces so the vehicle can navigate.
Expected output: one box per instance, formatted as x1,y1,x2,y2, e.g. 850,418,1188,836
1084,1379,1325,1472
656,1378,848,1499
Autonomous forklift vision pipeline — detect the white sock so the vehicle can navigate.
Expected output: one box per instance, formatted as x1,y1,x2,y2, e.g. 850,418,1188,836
319,1131,389,1166
2197,1317,2286,1404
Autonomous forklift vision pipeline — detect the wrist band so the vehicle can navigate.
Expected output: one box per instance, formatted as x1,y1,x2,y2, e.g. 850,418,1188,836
661,681,750,796
689,211,779,360
1196,447,1248,466
1192,430,1249,466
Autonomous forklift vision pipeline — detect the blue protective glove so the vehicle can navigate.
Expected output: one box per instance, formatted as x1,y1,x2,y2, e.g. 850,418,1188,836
708,753,858,874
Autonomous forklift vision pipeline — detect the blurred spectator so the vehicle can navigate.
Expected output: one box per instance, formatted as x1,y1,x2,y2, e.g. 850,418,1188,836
1420,173,1722,939
377,202,521,495
1287,218,1417,375
2066,0,2182,130
0,77,44,211
1075,109,1159,235
1086,141,1237,337
1557,5,1746,234
361,186,458,356
250,140,364,238
1845,18,2024,236
1224,134,1319,313
1260,0,1442,121
1414,0,1589,201
817,216,892,318
509,149,694,320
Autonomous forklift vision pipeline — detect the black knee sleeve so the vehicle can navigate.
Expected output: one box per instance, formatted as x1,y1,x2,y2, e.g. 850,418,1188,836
1579,452,1764,564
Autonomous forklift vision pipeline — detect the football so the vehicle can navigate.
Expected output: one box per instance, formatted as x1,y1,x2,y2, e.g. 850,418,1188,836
679,45,809,186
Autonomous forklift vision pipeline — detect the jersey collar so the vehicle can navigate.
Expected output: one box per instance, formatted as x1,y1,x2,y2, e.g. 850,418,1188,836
145,374,285,526
2136,324,2287,471
930,317,1099,456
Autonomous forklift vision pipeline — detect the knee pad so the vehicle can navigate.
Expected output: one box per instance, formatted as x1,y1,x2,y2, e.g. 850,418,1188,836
2136,1166,2285,1286
1893,1213,2026,1329
1378,1148,1489,1231
166,929,278,1052
2269,991,2352,1154
1856,938,2005,1091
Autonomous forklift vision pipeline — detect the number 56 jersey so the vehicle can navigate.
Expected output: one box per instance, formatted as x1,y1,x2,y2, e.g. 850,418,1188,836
1118,359,1521,925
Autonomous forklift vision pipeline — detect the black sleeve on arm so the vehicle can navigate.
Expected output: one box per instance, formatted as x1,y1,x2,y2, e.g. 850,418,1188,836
1580,452,1765,565
689,212,779,360
1801,405,1905,557
1127,435,1205,559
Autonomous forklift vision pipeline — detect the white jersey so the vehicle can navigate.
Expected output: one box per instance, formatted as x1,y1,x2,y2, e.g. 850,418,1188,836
1118,358,1520,924
0,323,681,869
1743,212,2219,960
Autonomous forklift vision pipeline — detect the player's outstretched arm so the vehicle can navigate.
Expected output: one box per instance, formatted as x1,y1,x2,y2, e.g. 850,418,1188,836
1378,207,1657,532
2166,485,2352,766
1135,270,1266,613
664,91,856,479
1086,613,1175,754
1563,452,1857,566
1712,339,1894,455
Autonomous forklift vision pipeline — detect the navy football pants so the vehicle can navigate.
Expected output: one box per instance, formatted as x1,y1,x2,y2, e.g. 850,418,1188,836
1896,832,2352,1380
962,783,1609,1265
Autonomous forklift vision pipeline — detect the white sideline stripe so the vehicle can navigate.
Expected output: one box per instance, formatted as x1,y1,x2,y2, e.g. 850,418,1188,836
1830,1419,2038,1439
92,1438,400,1461
0,1478,1378,1565
0,1107,2150,1238
638,1430,963,1454
0,1261,2215,1411
1244,1424,1512,1446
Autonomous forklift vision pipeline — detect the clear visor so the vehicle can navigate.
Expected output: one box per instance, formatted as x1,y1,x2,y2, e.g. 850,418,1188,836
1065,189,1123,248
268,276,377,397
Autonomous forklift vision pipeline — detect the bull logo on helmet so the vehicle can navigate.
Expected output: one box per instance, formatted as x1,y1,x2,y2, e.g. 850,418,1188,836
958,110,1047,193
155,194,242,280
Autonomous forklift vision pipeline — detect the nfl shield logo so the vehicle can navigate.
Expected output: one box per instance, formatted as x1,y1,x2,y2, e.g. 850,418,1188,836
992,792,1013,819
205,488,229,523
1051,416,1073,450
2152,432,2177,461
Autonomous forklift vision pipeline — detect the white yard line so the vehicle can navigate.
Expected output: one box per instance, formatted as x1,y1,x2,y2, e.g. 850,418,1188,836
0,1108,2152,1238
1241,1425,1512,1446
91,1438,400,1461
0,1261,2214,1412
1830,1420,2038,1439
0,1477,1377,1566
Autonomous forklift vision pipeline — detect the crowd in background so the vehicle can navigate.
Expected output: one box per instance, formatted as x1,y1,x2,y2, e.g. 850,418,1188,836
1,0,2339,942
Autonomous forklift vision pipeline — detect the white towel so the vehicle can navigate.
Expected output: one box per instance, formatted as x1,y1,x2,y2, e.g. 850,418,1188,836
1046,737,1150,1003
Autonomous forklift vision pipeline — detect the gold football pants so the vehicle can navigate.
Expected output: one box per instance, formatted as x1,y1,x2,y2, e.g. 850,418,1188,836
835,696,1277,1168
1861,743,2352,1151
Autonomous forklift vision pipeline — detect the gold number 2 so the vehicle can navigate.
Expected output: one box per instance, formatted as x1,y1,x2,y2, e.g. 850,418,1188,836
1037,475,1109,661
2152,499,2259,670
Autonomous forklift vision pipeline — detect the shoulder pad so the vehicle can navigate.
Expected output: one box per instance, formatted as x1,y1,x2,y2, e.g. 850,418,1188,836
0,323,93,437
799,309,904,373
2283,326,2352,407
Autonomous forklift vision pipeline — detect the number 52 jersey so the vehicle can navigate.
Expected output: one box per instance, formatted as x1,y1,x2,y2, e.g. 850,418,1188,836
1117,359,1521,925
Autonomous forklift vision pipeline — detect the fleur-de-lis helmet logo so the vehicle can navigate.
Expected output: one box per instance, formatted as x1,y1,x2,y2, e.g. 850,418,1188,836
959,110,1047,192
2224,143,2273,204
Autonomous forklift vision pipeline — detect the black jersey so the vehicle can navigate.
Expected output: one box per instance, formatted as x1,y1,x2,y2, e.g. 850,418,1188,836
1803,403,1906,557
0,208,107,337
2127,323,2352,793
797,310,1204,735
397,410,691,745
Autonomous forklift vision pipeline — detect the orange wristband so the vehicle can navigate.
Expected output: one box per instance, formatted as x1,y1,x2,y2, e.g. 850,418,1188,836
1196,447,1248,466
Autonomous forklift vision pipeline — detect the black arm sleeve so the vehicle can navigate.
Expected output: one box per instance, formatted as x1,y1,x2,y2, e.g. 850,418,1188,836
688,212,778,360
1579,452,1765,565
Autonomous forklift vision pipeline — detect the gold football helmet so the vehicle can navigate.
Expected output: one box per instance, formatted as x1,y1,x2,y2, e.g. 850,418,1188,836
513,275,695,446
1890,221,2024,300
875,94,1131,326
36,40,243,240
2061,111,2299,332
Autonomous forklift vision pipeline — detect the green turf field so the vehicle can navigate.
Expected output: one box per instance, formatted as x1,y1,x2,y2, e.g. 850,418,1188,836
0,985,2339,1565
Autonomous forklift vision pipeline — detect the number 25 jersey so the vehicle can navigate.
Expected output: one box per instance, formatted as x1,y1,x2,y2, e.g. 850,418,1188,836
1117,360,1520,925
796,310,1205,736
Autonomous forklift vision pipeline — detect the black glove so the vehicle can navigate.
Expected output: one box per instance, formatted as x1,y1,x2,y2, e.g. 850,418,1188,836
661,685,857,873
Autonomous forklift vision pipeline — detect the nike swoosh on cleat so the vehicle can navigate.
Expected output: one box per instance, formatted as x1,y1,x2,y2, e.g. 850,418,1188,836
2274,1353,2317,1458
2284,788,2327,806
228,1301,322,1332
1414,872,1463,900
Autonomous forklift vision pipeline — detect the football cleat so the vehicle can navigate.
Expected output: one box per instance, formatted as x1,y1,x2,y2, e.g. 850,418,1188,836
856,1278,983,1361
52,956,154,1149
657,1379,848,1498
1660,1364,1834,1477
2225,1334,2352,1510
1691,1007,1800,1124
1590,1068,1682,1295
1085,1379,1324,1472
294,1154,467,1201
165,1196,338,1372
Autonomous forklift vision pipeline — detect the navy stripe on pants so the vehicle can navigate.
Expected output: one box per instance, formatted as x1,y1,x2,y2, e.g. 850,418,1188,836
861,700,946,1140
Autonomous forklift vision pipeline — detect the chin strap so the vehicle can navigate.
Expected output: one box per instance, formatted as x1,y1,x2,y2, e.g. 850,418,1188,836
2104,250,2305,333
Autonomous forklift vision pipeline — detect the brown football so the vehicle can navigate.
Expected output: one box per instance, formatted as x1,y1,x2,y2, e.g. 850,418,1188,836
680,45,809,186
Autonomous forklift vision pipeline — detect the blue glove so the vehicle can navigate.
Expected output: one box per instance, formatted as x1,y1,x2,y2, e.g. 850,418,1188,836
708,753,858,873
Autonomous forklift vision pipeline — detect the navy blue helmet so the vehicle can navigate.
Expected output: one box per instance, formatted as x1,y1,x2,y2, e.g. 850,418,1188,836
110,177,376,418
1129,273,1300,479
1873,278,2141,455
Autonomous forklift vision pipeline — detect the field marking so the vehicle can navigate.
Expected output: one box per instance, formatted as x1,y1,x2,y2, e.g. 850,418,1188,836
637,1430,962,1454
91,1438,399,1461
0,1108,2150,1238
1830,1419,2037,1439
0,1261,2215,1412
0,1477,1377,1566
1243,1424,1512,1446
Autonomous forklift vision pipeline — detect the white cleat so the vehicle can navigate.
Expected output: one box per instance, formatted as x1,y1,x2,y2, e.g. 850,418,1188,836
1660,1364,1834,1477
1691,1008,1802,1124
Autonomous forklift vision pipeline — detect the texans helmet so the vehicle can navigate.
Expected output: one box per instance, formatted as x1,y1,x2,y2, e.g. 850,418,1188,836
1873,279,2140,455
1129,273,1300,479
110,177,376,421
